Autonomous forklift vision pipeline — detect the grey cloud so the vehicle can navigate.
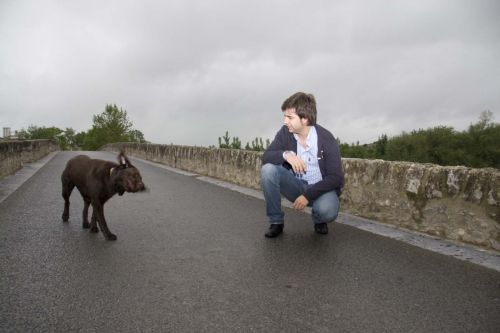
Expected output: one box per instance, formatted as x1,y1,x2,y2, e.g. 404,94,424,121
1,0,499,147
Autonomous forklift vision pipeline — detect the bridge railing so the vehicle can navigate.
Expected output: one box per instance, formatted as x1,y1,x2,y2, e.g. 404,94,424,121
0,139,59,179
103,142,500,252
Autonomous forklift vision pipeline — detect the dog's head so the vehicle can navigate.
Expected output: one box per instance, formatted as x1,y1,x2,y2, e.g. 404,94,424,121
112,151,146,195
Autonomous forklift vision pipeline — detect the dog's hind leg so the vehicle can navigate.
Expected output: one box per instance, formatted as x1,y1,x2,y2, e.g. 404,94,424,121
92,201,117,241
61,176,74,222
89,209,99,233
82,198,91,229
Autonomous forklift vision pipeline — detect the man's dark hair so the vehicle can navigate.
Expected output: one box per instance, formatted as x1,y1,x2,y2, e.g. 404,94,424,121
281,92,317,125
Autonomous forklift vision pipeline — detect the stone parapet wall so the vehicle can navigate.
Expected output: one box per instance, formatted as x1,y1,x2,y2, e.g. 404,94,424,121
104,143,262,189
103,142,500,251
341,159,499,251
0,140,59,179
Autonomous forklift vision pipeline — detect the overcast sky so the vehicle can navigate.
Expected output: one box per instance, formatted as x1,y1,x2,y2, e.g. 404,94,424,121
1,0,499,146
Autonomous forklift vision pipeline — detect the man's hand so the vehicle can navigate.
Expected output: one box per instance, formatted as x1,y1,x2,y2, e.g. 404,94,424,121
293,195,309,210
284,151,307,174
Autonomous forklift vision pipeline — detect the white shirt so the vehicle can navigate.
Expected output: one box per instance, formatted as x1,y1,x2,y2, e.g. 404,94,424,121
293,126,323,185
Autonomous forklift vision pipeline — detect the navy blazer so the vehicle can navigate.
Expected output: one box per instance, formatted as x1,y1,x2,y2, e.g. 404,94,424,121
262,124,345,201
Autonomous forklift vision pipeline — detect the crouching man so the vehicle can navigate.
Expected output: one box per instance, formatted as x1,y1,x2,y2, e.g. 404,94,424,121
261,92,344,238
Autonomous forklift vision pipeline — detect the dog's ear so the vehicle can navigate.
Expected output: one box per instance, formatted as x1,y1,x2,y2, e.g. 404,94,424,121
118,151,132,168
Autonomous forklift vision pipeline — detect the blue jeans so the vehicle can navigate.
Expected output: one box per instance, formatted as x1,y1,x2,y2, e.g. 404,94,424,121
261,163,340,225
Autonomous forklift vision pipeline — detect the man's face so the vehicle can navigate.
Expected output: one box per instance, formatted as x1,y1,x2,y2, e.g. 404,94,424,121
283,108,308,134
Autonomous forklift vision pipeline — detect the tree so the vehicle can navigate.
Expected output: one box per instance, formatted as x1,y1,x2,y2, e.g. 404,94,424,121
57,128,78,150
245,137,268,151
13,104,146,151
375,134,388,158
18,125,63,140
465,110,500,168
218,130,241,149
129,129,147,143
74,131,87,149
231,137,242,149
218,131,231,148
82,104,137,150
15,125,84,150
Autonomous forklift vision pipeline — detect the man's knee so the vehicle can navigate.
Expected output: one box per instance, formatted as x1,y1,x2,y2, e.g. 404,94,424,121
315,205,338,222
313,193,340,222
323,207,339,222
261,163,278,181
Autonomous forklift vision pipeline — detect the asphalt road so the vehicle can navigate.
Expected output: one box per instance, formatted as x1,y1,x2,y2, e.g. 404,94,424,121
1,151,499,332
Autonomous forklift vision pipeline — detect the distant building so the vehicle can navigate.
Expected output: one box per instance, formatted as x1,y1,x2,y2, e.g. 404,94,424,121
2,127,19,140
3,127,11,138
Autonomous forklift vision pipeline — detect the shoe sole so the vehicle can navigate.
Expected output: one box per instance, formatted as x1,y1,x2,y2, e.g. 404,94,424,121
265,232,283,238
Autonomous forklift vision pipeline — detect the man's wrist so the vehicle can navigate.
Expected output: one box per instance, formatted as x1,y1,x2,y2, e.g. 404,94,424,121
283,151,295,160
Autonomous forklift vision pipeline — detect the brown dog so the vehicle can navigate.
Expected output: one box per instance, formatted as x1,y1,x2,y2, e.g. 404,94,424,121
61,151,145,240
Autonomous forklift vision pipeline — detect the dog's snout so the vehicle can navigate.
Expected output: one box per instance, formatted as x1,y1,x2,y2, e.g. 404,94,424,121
129,179,145,192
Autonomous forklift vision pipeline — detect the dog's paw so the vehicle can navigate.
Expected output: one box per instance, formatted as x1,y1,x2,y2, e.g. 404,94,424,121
90,227,99,233
82,221,91,229
106,234,117,241
62,213,69,222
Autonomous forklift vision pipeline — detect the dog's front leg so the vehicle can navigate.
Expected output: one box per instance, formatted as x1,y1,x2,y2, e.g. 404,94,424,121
91,202,117,241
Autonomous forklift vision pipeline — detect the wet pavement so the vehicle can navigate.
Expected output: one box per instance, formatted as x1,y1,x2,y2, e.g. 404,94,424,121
1,151,499,332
